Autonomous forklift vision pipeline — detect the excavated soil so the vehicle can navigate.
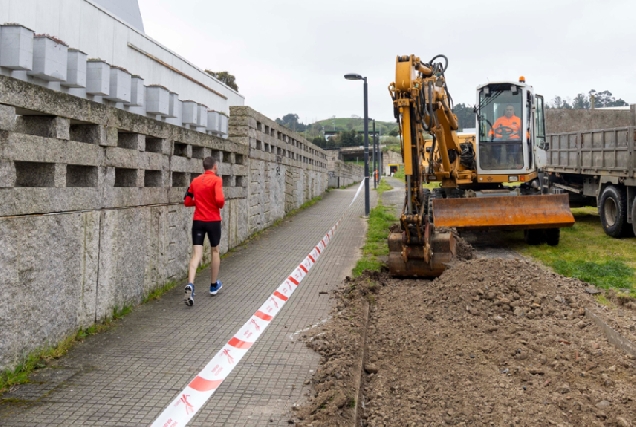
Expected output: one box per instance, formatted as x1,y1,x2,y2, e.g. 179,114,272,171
295,259,636,427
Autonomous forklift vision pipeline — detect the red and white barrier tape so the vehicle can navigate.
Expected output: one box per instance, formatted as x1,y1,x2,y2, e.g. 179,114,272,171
151,179,366,427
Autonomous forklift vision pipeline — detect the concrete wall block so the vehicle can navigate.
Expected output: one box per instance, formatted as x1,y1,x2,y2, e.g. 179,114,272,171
0,104,16,131
182,101,198,126
104,147,140,169
14,116,70,140
139,151,169,172
0,160,16,187
28,37,68,82
146,86,170,117
86,61,110,96
96,208,150,320
130,76,145,107
0,25,34,70
64,49,87,88
106,67,132,103
0,211,101,371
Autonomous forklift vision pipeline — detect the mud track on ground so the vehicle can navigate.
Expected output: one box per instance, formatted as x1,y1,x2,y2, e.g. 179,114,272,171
293,253,636,427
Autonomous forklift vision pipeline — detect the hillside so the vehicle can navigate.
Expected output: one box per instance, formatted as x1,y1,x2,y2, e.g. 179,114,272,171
311,117,398,136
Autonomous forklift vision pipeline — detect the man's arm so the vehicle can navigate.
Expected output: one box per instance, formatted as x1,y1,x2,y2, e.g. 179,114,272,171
215,179,225,210
184,187,195,207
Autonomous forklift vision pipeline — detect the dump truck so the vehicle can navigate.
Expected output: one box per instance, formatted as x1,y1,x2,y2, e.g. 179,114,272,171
387,54,575,277
543,126,636,237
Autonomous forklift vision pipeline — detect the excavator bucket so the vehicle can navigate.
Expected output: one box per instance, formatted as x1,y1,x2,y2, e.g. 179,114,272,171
388,231,456,277
432,194,575,230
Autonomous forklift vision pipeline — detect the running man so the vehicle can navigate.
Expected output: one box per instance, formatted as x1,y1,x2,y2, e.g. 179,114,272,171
183,156,225,306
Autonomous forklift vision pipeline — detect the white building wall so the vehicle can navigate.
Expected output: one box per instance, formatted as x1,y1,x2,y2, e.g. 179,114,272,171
0,0,244,114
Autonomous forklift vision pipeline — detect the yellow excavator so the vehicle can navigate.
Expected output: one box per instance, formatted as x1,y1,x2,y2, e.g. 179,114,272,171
388,54,575,277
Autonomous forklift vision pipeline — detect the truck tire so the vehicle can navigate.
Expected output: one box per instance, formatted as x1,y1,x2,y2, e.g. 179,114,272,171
599,185,629,238
545,228,560,246
523,229,542,245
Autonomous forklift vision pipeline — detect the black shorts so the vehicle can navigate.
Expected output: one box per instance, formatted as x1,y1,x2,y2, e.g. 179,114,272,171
192,220,222,247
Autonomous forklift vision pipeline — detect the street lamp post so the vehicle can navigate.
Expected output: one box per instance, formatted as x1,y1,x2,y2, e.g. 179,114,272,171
344,72,370,216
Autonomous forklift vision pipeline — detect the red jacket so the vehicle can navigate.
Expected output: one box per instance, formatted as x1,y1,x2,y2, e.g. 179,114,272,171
184,170,225,221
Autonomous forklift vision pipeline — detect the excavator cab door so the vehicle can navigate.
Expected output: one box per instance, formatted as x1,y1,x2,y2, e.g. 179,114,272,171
534,94,548,169
476,83,528,175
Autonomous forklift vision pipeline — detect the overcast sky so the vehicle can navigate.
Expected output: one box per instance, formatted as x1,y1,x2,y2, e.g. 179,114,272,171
138,0,636,124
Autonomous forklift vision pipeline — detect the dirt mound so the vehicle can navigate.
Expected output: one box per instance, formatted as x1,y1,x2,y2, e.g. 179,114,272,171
296,259,636,426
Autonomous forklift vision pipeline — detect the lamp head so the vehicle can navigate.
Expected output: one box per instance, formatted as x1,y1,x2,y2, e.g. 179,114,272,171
344,73,363,81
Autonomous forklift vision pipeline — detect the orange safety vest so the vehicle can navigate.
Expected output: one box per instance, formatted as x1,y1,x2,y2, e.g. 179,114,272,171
490,115,522,140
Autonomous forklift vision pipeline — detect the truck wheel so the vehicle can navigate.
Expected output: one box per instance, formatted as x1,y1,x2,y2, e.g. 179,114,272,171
524,229,542,245
599,185,629,238
545,228,560,246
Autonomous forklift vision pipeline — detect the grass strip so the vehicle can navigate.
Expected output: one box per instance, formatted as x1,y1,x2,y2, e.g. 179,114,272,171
517,206,636,297
352,179,398,277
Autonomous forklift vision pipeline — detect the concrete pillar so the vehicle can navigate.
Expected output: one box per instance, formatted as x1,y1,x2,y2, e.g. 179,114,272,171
54,163,66,187
64,49,87,89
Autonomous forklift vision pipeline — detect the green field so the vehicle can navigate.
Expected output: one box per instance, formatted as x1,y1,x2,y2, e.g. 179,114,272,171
516,207,636,297
313,117,398,135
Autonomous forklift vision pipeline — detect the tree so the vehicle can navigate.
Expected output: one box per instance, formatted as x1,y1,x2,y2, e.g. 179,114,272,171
389,128,399,137
589,90,628,108
275,113,307,132
205,70,239,92
452,103,475,130
572,93,590,109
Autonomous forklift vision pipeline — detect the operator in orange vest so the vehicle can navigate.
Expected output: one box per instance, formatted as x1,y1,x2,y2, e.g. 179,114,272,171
490,105,522,141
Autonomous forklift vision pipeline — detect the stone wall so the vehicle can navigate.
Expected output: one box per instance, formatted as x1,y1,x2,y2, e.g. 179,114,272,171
546,107,636,134
0,76,334,371
229,107,329,234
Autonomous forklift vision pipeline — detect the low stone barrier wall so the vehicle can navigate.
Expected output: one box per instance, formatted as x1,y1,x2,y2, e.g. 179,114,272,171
0,76,332,371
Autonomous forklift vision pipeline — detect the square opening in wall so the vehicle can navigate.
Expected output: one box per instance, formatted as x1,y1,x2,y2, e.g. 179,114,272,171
114,168,138,187
70,124,100,144
191,146,204,159
172,172,186,187
256,140,262,150
66,165,97,187
235,176,244,187
235,154,243,164
15,161,55,187
118,132,141,150
264,143,269,152
190,173,201,182
145,138,164,153
222,175,231,187
174,142,188,157
144,170,162,187
257,121,262,131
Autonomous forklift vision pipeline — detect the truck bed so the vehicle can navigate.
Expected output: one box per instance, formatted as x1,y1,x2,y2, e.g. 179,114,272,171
545,127,636,178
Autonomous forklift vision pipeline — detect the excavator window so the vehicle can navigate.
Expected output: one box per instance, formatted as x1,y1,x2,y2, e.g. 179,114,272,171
478,86,524,171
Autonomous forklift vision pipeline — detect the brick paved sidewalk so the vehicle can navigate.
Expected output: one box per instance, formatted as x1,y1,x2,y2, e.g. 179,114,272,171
0,184,377,426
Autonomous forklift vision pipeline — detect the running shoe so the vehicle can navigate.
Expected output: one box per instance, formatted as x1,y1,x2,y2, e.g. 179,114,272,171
210,280,223,296
184,283,195,306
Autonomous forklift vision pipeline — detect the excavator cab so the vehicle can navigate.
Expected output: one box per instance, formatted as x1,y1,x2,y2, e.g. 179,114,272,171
476,80,538,176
